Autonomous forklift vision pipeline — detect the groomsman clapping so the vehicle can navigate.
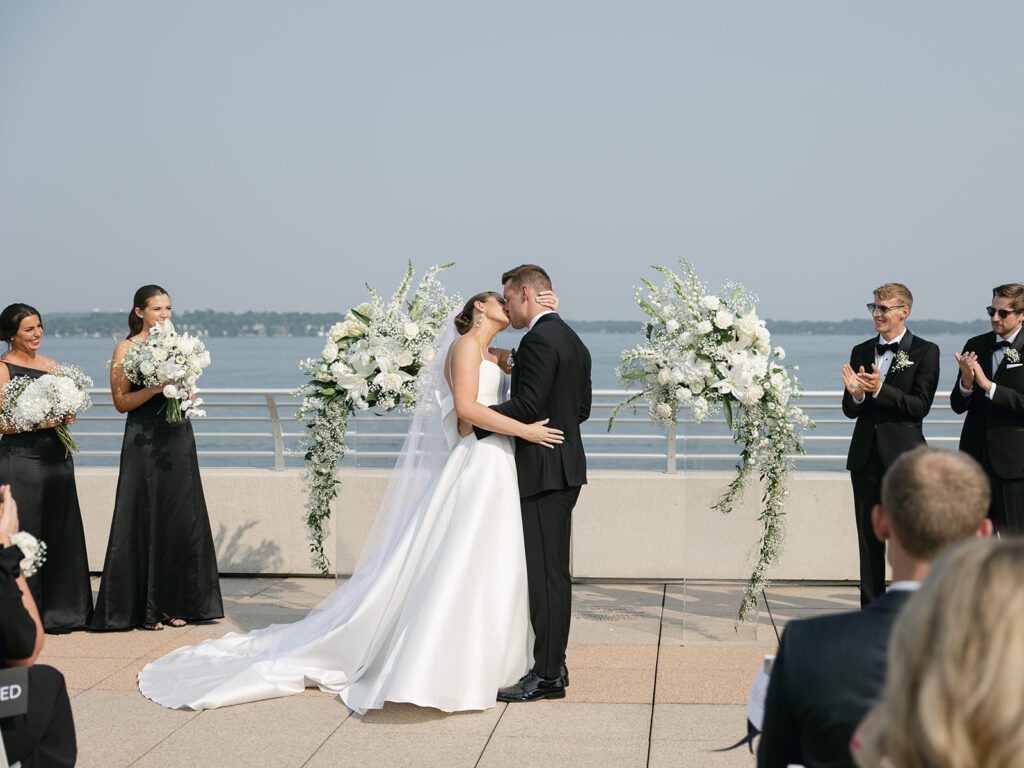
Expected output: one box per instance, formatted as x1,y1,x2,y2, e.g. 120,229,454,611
951,283,1024,534
841,284,940,606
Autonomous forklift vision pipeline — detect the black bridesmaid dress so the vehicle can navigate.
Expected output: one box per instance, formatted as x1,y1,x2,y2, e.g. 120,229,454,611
0,361,94,632
90,381,223,630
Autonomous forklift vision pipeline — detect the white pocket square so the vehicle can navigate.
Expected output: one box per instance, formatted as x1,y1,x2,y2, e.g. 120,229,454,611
1007,363,1023,369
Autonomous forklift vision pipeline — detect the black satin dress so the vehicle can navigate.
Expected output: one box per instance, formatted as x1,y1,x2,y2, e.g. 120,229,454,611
90,382,223,630
0,362,94,632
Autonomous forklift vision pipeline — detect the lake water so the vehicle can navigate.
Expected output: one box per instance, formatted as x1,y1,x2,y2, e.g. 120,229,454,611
23,330,972,471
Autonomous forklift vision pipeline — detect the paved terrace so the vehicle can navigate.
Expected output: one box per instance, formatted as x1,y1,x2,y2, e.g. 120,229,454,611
45,578,858,768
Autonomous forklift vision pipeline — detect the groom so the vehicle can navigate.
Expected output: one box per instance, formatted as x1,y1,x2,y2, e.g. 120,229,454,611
475,264,592,702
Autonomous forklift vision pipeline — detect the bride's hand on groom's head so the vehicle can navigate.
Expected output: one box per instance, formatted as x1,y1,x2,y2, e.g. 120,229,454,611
521,418,564,448
536,290,559,312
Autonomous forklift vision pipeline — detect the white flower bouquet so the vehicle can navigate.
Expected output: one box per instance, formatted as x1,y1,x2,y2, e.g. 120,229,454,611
0,364,93,455
611,259,812,619
122,320,211,423
10,530,47,578
296,261,459,573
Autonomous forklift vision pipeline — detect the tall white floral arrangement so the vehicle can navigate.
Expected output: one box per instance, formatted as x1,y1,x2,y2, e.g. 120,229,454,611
610,259,813,620
296,262,459,573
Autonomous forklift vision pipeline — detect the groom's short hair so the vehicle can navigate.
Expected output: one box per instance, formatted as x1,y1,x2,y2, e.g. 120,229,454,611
873,282,913,310
502,265,552,293
881,447,989,560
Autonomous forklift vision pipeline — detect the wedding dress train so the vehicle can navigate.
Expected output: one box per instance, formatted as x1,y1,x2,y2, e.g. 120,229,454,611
138,359,531,713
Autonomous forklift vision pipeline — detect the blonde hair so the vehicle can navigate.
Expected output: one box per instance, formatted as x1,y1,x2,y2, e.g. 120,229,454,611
880,448,990,560
858,538,1024,767
874,283,913,310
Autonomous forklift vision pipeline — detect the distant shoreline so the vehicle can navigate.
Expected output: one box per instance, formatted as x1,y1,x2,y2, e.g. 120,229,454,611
39,312,991,338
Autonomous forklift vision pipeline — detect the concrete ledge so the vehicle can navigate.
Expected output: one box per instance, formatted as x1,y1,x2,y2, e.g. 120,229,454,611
75,468,867,580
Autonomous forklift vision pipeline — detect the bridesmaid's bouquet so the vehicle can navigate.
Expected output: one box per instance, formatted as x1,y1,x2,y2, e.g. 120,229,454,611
0,364,93,455
10,531,47,577
123,321,211,423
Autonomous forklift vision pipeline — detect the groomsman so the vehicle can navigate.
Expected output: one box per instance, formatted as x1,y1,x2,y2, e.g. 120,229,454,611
842,283,940,606
951,283,1024,534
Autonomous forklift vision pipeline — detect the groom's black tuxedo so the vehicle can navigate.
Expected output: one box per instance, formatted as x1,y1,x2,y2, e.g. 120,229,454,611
842,331,939,605
475,312,592,680
951,330,1024,532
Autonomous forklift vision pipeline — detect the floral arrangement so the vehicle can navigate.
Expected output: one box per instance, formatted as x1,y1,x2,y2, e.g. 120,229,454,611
10,531,47,578
122,321,211,423
0,364,93,455
296,262,459,573
610,259,812,620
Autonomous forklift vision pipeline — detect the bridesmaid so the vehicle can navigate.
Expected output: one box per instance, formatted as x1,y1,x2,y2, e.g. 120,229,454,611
90,285,223,631
0,303,93,632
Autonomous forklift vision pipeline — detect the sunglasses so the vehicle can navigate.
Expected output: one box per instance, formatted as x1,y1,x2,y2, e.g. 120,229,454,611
866,303,906,315
987,306,1017,320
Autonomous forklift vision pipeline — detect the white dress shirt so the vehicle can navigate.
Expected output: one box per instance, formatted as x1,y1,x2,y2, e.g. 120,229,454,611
527,310,554,332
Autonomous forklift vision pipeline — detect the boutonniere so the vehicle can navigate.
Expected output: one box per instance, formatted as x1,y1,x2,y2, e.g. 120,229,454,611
1008,348,1021,364
892,350,914,373
508,347,517,369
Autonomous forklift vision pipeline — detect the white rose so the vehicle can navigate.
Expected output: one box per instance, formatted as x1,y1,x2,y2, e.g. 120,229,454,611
675,387,692,402
322,342,339,362
655,402,674,419
742,384,765,406
665,319,680,335
140,361,156,376
657,368,672,386
163,384,179,399
689,378,704,394
403,322,420,339
773,346,786,360
397,350,414,368
696,320,713,335
714,310,734,329
151,348,169,362
700,295,720,311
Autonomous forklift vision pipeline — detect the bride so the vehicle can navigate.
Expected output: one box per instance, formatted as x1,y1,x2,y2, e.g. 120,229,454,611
138,290,562,713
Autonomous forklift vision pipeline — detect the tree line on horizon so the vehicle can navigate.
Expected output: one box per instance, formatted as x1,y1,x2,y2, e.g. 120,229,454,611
36,311,991,338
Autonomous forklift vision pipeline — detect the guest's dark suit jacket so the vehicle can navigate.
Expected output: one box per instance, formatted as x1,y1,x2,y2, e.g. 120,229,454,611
950,331,1024,480
842,331,940,471
757,589,913,768
476,313,592,497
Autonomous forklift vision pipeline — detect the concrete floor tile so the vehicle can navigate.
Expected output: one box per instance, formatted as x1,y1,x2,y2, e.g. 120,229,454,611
73,690,199,768
655,647,765,705
92,658,149,691
42,656,135,690
493,702,650,741
566,643,658,670
349,701,503,735
556,666,655,704
478,736,649,768
307,733,487,768
131,695,349,768
651,704,749,742
649,738,756,767
39,629,180,659
217,576,284,597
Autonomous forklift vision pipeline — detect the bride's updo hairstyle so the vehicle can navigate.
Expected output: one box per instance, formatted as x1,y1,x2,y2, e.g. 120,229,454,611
454,292,501,336
127,284,170,338
0,303,42,349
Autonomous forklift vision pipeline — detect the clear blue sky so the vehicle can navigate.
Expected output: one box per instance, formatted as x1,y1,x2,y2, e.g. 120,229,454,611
1,2,1020,320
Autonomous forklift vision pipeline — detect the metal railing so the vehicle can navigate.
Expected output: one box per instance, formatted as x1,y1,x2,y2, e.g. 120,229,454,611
65,389,965,472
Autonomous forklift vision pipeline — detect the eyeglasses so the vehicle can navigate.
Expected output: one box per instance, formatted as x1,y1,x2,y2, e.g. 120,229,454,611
867,303,906,315
987,306,1017,320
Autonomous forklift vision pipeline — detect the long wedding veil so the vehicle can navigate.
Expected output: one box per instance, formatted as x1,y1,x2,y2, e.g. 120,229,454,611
332,312,461,580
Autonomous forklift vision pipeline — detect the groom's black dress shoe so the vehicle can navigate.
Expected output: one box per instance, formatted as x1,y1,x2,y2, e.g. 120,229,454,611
497,672,566,702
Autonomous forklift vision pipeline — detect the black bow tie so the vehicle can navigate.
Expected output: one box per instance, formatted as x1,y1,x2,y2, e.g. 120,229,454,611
876,342,900,355
992,340,1012,350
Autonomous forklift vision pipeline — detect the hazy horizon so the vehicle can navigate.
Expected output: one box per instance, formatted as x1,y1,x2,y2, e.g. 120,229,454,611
2,3,1021,321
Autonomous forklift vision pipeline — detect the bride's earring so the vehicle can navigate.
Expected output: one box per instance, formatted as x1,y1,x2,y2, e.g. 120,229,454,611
474,315,482,328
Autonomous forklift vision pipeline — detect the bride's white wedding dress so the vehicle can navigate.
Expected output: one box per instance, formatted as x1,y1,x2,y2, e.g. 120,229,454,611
138,359,532,713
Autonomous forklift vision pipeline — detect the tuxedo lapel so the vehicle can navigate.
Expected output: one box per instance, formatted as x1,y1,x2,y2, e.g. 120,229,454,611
883,331,914,385
994,329,1024,382
981,332,996,380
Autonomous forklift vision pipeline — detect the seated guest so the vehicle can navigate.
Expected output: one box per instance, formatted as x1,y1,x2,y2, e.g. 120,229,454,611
0,485,77,768
757,448,992,768
853,538,1024,768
